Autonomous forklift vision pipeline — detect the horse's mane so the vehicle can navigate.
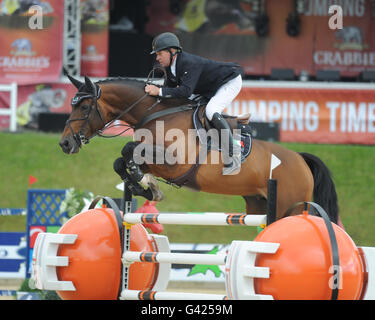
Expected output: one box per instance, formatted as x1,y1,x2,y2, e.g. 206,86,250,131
96,77,195,107
96,77,146,89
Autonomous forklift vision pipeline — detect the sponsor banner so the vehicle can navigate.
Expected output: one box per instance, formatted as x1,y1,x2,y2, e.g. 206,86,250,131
0,208,26,216
1,80,373,144
145,0,375,77
0,0,64,84
226,84,375,145
0,81,133,135
80,0,109,77
0,82,75,129
0,232,26,279
309,0,375,77
0,80,133,137
169,243,227,283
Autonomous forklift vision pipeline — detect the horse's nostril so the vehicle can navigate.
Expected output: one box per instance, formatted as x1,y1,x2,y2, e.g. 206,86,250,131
59,138,70,151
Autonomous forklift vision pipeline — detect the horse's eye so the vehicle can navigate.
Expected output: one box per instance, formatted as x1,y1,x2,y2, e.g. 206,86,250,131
81,104,90,111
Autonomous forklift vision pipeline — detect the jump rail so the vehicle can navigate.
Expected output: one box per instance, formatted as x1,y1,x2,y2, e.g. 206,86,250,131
123,251,227,266
123,212,267,227
118,156,282,300
119,173,279,300
122,290,228,300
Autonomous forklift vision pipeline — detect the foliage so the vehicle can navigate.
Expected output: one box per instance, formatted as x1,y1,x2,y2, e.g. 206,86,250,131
59,187,95,218
19,278,61,300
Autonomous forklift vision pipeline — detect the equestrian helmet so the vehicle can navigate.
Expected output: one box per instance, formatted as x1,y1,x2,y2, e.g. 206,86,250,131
150,32,182,54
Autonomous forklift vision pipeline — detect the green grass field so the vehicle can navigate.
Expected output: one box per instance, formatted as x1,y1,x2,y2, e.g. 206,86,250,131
0,131,374,246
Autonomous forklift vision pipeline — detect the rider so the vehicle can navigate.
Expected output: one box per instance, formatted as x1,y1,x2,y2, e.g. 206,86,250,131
145,32,243,175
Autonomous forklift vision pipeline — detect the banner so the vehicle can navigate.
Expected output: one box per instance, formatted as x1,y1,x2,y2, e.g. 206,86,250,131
226,84,375,145
0,82,75,129
145,0,375,77
0,81,132,136
0,0,64,84
0,232,26,279
264,0,375,77
80,0,109,77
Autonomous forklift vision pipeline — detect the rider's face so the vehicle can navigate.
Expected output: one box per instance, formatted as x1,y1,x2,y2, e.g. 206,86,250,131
155,49,174,68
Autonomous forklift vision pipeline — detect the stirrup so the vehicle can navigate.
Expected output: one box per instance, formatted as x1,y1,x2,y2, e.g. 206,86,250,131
210,112,234,156
222,155,241,175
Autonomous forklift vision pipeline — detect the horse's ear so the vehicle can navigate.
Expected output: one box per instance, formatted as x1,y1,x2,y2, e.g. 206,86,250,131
65,69,84,90
84,76,96,95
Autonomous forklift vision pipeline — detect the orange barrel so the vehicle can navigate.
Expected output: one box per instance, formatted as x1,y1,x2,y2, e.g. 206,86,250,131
254,212,364,300
56,208,158,300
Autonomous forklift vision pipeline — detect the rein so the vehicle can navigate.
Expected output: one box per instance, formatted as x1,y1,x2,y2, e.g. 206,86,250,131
95,93,149,139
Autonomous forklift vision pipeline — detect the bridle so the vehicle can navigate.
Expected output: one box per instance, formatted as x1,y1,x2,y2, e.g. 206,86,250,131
66,68,166,147
66,83,106,147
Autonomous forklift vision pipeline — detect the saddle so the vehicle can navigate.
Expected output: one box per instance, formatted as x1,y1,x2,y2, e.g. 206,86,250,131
193,104,253,158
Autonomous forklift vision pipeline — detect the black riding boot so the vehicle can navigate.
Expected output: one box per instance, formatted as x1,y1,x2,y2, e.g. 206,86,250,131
211,112,241,175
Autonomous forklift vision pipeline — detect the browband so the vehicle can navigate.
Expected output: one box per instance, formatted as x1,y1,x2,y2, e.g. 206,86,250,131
71,85,102,107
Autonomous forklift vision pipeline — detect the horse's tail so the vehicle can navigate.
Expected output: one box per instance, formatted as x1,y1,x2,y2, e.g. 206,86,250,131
299,152,339,224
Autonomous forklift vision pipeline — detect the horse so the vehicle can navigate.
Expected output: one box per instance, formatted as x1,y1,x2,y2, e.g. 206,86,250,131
59,74,342,226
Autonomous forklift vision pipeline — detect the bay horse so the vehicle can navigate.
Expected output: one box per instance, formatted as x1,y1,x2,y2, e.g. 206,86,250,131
59,74,341,225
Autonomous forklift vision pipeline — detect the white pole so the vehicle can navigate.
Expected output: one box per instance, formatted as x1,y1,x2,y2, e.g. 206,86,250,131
121,290,227,300
123,251,226,266
123,213,266,226
10,82,17,132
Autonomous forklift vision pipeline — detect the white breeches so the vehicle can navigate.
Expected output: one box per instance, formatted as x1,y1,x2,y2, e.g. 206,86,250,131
205,74,242,121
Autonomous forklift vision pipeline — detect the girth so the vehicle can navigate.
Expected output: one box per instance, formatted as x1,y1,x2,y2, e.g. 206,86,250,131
166,152,207,191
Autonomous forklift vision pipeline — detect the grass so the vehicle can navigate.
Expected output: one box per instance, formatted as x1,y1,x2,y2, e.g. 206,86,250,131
0,131,374,246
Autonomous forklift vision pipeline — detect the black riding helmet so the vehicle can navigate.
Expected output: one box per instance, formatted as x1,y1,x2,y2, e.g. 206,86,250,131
150,32,182,54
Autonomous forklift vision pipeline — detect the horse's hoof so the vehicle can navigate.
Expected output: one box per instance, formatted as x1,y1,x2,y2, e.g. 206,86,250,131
151,188,164,202
141,173,164,201
148,180,164,201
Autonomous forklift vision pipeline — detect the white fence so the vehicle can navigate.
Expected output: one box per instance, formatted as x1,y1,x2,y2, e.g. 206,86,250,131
0,83,18,132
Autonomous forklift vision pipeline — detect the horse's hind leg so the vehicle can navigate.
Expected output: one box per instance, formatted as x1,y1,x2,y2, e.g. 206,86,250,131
243,195,267,215
244,192,301,221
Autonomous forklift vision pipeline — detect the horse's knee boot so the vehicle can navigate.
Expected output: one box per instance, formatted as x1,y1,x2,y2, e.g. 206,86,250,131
113,157,127,180
121,142,137,159
121,142,144,181
128,161,144,182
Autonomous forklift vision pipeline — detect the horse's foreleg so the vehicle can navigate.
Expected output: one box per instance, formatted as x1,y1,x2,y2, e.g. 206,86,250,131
121,142,165,202
114,157,153,200
122,142,144,182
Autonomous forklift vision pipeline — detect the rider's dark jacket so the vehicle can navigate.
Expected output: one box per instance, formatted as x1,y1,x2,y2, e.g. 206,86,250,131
160,51,242,100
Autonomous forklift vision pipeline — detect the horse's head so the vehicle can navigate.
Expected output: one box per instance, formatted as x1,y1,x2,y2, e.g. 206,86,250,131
59,74,106,154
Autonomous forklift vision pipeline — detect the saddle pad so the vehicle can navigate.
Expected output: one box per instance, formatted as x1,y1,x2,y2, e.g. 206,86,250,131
192,106,252,162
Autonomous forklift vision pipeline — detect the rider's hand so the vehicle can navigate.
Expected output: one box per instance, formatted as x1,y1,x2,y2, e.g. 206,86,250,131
145,84,160,96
